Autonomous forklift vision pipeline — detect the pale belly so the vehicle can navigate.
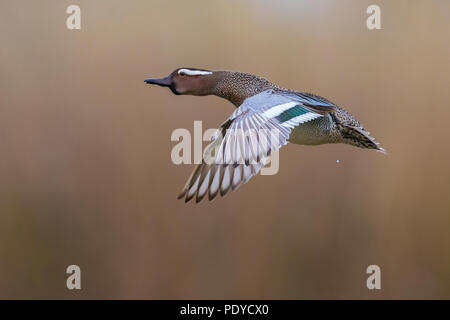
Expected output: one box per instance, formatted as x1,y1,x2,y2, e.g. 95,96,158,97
288,116,341,146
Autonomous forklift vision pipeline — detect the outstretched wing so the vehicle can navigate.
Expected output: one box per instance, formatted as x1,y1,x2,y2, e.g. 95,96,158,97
178,90,334,203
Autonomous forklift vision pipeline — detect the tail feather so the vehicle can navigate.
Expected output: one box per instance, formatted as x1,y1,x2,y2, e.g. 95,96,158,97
339,125,386,153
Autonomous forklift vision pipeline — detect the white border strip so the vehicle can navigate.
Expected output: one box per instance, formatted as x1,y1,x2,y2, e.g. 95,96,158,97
178,69,212,76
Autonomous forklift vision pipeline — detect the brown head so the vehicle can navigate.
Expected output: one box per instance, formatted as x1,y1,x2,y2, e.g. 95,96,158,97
145,68,278,106
144,68,218,96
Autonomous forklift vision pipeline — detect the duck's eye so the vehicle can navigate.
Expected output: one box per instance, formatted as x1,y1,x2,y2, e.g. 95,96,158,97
179,71,187,77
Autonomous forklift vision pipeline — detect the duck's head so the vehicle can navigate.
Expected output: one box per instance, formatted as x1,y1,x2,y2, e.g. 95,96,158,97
145,67,278,106
145,68,217,96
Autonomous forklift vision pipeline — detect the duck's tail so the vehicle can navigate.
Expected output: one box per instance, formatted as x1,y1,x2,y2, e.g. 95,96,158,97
339,125,386,153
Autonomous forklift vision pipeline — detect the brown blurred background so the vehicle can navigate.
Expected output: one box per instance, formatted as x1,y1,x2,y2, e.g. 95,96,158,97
1,0,449,299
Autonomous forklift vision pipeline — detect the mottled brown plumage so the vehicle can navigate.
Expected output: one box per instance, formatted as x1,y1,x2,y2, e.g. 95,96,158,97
211,71,279,106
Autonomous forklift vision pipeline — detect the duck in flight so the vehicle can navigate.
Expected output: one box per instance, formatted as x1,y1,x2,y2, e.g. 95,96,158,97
145,68,385,203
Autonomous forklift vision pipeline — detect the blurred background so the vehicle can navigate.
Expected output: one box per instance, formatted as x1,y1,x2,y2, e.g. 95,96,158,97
1,0,449,299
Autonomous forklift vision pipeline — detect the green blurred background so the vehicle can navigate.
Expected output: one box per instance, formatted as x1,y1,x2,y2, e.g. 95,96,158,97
1,0,449,299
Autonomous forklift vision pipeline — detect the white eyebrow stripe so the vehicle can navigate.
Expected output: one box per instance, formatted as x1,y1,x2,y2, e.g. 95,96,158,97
262,102,298,118
178,69,212,76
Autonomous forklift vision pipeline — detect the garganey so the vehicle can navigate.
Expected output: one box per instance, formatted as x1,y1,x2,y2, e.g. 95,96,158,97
145,68,385,203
